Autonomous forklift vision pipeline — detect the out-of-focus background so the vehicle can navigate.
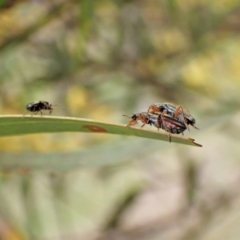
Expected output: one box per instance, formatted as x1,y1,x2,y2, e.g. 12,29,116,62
0,0,240,239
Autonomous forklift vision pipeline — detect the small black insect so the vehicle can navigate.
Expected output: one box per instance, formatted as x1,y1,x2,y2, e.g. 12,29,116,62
24,101,54,117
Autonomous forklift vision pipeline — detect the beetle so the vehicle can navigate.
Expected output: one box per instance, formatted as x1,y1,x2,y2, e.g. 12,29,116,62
24,101,54,117
156,113,187,142
123,112,156,128
123,112,187,142
147,102,198,130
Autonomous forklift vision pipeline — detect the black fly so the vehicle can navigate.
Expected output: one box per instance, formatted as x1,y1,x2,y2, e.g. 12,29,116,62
23,101,54,117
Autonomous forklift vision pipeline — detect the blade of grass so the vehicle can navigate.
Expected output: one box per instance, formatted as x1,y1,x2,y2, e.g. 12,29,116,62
0,115,202,147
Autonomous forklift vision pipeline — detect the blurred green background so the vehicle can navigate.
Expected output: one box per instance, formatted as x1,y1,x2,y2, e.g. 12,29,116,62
0,0,240,239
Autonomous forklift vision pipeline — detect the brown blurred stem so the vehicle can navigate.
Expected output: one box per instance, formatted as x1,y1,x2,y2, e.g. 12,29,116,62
103,187,141,230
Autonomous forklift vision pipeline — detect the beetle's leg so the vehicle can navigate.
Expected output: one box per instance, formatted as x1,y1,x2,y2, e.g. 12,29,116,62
192,125,199,130
127,120,138,127
168,133,171,143
154,115,161,130
158,112,171,139
139,114,148,128
174,106,189,131
173,105,181,117
122,115,138,128
148,105,160,114
159,110,168,129
123,114,131,127
175,106,199,130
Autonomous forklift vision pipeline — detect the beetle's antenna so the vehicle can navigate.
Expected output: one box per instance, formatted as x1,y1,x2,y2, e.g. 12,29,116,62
122,114,131,119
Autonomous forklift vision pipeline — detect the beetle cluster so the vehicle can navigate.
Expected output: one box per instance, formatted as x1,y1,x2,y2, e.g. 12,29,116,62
123,103,198,142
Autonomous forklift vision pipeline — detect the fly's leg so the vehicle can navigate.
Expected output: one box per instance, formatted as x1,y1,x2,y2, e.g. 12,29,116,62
22,111,29,118
31,111,39,117
31,106,39,117
49,106,53,115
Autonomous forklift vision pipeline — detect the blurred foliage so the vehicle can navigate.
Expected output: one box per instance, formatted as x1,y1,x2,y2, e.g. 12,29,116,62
0,0,240,239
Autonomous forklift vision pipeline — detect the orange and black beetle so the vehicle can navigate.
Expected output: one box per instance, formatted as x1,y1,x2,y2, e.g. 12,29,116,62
148,102,198,130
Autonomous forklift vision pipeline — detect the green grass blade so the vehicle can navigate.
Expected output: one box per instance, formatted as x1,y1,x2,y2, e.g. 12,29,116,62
0,115,202,147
